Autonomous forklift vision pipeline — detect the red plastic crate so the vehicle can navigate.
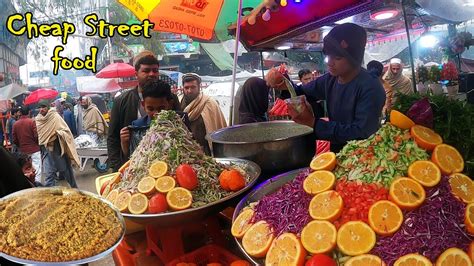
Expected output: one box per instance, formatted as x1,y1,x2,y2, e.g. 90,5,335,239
166,244,243,266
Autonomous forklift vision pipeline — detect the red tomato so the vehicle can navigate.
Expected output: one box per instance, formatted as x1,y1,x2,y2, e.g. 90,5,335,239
148,194,168,213
100,180,110,195
176,164,198,190
305,254,337,266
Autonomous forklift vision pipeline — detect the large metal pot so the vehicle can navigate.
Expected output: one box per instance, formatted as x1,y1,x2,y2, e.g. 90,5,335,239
207,121,315,175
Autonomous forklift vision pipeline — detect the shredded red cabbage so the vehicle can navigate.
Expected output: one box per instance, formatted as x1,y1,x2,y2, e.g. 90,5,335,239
252,169,313,236
372,176,473,265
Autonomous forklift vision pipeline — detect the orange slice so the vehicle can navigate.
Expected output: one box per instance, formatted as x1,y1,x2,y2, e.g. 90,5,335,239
137,176,157,196
410,125,443,151
300,220,337,254
394,253,432,266
345,254,386,266
336,221,376,256
408,161,442,187
128,193,148,214
468,242,474,264
436,248,471,266
149,161,168,178
309,190,343,221
432,144,464,175
106,188,119,204
241,221,274,258
449,173,474,204
389,177,426,210
303,170,336,195
465,203,474,234
231,209,255,238
115,191,132,212
166,187,192,211
155,176,176,193
368,200,403,236
310,152,337,171
390,110,415,130
110,172,121,185
266,233,306,266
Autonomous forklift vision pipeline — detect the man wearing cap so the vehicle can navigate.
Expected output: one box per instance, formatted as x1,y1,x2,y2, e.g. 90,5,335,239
180,73,227,155
36,99,79,188
383,58,413,104
267,23,386,152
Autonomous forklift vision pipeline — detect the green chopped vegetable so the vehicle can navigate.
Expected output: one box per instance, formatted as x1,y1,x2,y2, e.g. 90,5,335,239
334,124,429,187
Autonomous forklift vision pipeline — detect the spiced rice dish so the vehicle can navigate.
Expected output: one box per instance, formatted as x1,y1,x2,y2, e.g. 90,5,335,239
0,188,124,262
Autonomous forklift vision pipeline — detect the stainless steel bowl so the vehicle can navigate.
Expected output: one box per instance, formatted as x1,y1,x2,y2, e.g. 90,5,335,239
0,187,125,266
122,158,261,226
207,121,315,175
232,168,305,265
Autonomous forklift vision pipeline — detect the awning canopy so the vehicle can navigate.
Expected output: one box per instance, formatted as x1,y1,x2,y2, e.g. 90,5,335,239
0,83,27,101
76,76,122,94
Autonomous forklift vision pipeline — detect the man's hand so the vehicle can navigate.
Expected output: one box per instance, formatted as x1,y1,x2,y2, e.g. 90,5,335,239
288,97,316,128
265,68,288,90
120,127,130,156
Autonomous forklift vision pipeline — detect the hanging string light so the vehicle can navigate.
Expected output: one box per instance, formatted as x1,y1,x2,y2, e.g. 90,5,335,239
247,0,302,25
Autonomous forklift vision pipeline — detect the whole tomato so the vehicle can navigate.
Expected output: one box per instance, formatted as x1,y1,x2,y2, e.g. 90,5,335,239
305,254,337,266
148,193,168,213
176,164,198,190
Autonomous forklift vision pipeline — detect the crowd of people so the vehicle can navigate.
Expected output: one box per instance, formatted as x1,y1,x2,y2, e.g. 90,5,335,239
0,93,111,193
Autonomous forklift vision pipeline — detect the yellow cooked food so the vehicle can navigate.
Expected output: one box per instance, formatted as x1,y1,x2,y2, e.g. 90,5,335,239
0,188,123,262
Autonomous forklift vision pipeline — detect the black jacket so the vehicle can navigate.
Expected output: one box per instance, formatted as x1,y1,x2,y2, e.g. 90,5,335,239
107,88,141,172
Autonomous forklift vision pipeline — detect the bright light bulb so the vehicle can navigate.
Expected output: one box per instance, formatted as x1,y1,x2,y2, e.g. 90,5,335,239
374,12,395,20
419,35,439,48
281,0,288,6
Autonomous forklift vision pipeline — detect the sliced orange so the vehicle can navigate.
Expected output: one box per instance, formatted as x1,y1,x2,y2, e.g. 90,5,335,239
266,233,306,266
336,221,376,256
106,188,119,204
435,248,471,266
149,161,168,178
231,209,255,238
310,152,337,171
394,253,432,266
408,161,442,187
303,170,336,195
110,172,121,185
390,110,415,130
309,190,343,221
468,242,474,264
241,221,274,258
432,144,464,175
166,187,192,211
389,177,426,210
368,200,403,236
128,193,148,214
137,176,157,196
410,125,443,151
345,254,386,266
465,203,474,234
300,220,337,254
155,176,176,193
115,191,132,212
449,173,474,204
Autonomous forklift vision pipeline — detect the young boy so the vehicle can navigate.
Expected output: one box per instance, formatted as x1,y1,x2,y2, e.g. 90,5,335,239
267,23,386,152
13,152,43,187
120,80,188,157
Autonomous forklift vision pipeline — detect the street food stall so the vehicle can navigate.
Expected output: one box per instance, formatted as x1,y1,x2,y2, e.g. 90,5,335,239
1,0,474,266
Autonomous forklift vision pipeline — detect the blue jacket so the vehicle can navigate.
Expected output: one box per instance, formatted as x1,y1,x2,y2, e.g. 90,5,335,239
63,109,77,136
297,70,386,152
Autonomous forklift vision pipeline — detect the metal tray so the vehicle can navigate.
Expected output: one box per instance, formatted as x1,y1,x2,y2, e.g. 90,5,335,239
232,168,305,265
122,158,261,226
0,187,125,266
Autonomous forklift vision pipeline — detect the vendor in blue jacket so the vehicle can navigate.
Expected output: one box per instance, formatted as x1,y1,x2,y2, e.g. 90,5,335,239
268,23,386,152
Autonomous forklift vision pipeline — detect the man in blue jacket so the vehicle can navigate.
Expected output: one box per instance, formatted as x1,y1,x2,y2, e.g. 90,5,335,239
268,23,386,152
